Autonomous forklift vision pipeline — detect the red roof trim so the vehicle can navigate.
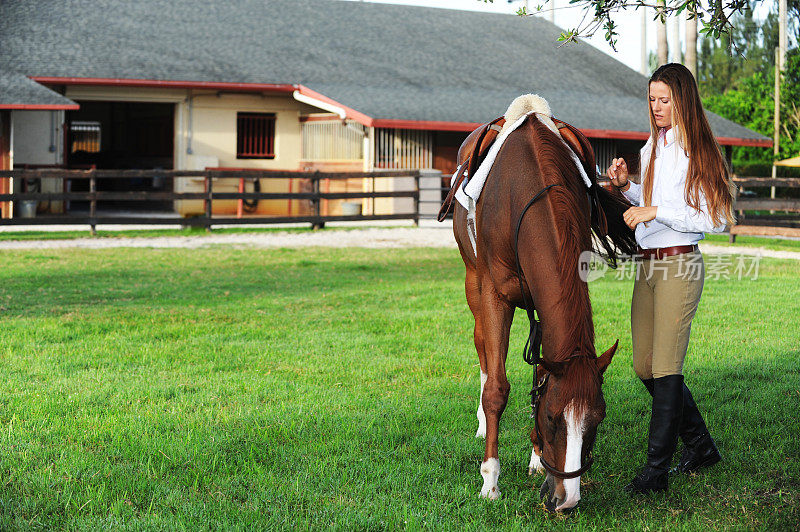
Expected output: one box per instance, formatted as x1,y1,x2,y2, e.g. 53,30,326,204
371,119,481,132
715,136,773,148
295,85,373,127
30,76,297,93
580,128,650,141
581,128,772,147
0,103,80,110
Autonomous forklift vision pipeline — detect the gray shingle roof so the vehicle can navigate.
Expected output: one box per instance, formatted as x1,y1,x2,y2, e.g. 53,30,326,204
0,0,767,141
0,71,77,108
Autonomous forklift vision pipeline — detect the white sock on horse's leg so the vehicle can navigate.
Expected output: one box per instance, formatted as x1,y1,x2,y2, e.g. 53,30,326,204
476,371,487,438
528,447,544,475
480,457,501,499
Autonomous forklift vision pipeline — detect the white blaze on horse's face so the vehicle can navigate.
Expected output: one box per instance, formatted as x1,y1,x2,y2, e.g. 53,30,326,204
556,402,586,512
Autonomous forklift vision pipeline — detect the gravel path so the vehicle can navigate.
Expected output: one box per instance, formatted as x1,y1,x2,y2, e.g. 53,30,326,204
1,226,798,260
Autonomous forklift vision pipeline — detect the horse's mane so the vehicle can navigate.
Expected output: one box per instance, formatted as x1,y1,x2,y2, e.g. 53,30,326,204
522,115,635,370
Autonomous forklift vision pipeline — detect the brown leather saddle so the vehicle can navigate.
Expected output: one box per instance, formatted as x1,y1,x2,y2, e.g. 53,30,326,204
437,115,598,223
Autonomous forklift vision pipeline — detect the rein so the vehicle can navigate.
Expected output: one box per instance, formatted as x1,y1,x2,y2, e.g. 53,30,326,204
513,183,595,481
513,183,560,367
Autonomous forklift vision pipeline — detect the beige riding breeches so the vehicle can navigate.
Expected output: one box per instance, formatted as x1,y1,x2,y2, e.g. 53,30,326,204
631,249,705,379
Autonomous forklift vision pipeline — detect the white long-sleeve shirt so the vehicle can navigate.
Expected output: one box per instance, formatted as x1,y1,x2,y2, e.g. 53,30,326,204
622,127,726,249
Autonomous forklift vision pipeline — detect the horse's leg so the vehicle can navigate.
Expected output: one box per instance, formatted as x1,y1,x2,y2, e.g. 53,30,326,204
478,280,514,500
528,446,544,476
465,267,488,438
528,433,545,475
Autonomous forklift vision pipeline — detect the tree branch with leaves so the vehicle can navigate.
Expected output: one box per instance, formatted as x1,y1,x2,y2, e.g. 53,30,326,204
481,0,758,51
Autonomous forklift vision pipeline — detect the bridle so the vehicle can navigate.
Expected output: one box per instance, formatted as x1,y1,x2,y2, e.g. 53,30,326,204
529,353,598,480
513,183,596,480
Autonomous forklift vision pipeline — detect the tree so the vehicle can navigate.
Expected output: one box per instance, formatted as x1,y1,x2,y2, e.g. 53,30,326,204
657,0,669,65
691,2,799,171
703,49,800,171
481,0,796,53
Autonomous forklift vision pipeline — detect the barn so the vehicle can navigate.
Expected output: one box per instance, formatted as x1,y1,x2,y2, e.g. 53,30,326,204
0,0,771,219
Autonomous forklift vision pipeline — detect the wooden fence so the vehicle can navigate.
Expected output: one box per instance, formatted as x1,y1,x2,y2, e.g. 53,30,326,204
729,176,800,242
3,170,794,240
0,168,438,233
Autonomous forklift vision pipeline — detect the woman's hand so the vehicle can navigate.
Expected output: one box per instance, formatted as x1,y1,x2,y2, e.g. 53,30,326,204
607,157,629,189
623,206,658,229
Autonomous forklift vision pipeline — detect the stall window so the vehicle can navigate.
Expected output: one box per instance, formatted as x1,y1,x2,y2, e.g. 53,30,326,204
69,121,102,153
237,113,276,159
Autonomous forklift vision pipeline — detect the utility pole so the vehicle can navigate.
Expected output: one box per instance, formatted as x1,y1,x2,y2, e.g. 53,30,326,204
772,48,780,209
548,0,554,23
772,0,788,203
779,0,787,72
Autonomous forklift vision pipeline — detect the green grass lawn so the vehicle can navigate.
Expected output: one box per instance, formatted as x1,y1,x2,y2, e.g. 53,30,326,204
703,233,800,253
0,247,797,530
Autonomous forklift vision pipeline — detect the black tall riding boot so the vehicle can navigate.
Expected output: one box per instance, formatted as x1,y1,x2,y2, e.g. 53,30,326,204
676,385,721,473
638,377,720,473
625,374,684,494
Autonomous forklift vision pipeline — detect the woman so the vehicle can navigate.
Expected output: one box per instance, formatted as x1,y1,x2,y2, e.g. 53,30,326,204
606,63,733,494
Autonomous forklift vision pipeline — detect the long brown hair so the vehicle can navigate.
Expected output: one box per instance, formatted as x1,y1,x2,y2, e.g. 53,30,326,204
642,63,736,227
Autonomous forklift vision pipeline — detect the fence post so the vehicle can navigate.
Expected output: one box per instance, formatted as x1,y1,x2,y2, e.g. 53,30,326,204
417,168,443,223
311,172,324,230
89,169,97,236
413,171,420,226
237,178,244,219
205,172,213,232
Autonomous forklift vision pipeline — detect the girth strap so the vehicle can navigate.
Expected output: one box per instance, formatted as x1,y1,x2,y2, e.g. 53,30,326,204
437,159,469,222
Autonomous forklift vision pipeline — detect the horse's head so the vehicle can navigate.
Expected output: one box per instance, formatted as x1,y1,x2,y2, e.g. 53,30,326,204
531,340,618,512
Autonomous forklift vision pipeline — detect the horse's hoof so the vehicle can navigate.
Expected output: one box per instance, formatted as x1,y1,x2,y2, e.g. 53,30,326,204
539,480,550,501
539,476,559,512
480,487,501,500
556,501,580,514
528,465,543,476
475,428,486,439
528,450,544,475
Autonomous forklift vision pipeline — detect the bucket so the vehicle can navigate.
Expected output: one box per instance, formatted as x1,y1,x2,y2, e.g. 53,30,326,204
18,200,38,218
341,201,362,216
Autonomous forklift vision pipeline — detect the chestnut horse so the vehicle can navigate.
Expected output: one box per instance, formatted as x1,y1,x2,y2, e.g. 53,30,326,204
452,113,636,511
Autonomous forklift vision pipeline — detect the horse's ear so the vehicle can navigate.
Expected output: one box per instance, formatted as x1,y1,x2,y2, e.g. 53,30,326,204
597,339,619,374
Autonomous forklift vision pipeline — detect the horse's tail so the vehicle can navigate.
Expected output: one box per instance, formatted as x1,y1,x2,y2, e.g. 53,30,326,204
590,185,638,266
